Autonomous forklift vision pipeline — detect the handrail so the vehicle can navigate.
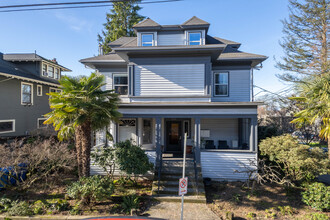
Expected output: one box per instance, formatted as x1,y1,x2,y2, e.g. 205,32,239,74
193,146,199,195
157,150,163,193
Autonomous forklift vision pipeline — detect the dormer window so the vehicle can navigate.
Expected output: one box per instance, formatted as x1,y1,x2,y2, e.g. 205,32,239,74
42,64,47,76
55,68,60,79
49,66,54,78
141,34,153,46
188,32,202,45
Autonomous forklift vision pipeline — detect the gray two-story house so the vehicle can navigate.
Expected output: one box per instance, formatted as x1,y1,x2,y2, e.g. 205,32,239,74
81,16,267,182
0,52,70,138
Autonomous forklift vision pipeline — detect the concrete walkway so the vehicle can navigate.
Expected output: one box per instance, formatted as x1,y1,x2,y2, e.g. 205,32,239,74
145,202,218,220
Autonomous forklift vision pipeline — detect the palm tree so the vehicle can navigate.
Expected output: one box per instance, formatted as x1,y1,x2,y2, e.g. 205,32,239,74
291,73,330,158
45,73,121,177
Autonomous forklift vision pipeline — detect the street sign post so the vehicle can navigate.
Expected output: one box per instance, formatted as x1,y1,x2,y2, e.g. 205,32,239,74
180,133,188,220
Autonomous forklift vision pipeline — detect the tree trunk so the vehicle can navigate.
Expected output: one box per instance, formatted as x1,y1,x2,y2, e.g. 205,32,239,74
75,128,83,178
80,121,92,177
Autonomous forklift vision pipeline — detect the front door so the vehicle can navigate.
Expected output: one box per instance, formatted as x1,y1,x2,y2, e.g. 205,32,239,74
166,121,182,152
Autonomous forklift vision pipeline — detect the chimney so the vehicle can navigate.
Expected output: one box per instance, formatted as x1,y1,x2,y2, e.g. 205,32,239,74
98,44,103,55
51,58,57,63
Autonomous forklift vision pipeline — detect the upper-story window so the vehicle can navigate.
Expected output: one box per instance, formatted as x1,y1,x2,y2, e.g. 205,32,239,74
21,82,33,105
55,68,60,79
113,74,128,95
141,34,153,46
42,62,61,80
49,66,54,78
214,72,229,96
42,64,47,76
188,32,202,45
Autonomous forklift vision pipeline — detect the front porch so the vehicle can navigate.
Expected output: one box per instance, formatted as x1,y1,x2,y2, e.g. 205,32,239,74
94,102,259,181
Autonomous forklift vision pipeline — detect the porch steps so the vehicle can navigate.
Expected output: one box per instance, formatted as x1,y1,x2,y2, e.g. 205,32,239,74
152,158,206,203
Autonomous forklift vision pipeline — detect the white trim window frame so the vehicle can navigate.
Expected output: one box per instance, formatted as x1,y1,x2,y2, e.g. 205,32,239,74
55,68,60,79
0,119,15,134
21,82,33,105
48,66,54,78
185,30,205,45
113,73,128,96
141,33,154,46
37,118,48,129
37,85,43,96
188,31,202,45
214,72,229,96
138,31,157,46
42,63,48,76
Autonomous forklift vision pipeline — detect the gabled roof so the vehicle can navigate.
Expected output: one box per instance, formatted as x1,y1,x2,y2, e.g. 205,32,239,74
3,53,71,71
0,53,60,86
133,18,161,28
182,16,210,26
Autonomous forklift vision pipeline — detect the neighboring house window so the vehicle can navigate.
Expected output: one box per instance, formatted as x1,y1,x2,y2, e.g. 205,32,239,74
183,120,190,138
49,87,62,93
21,82,33,105
55,68,60,79
37,118,47,129
113,74,128,95
214,72,229,96
37,85,42,96
188,32,201,45
0,120,15,134
42,64,47,76
142,119,152,144
141,34,153,46
48,66,54,78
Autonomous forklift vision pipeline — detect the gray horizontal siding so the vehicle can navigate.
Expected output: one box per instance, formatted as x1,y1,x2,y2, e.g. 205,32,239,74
135,64,205,96
211,69,251,102
157,32,184,46
201,151,257,180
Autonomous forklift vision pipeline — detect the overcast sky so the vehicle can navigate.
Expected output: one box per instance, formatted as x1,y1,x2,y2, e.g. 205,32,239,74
0,0,291,98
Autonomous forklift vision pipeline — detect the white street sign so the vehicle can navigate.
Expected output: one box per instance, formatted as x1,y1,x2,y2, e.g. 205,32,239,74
179,177,188,195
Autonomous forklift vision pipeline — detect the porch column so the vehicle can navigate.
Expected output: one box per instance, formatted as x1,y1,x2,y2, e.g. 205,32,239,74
194,117,201,163
155,117,162,167
251,117,258,152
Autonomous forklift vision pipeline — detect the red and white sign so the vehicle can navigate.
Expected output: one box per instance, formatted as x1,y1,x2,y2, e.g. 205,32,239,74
179,177,188,195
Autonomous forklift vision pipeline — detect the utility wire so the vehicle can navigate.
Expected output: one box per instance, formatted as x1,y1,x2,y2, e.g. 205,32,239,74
0,0,181,13
0,1,122,9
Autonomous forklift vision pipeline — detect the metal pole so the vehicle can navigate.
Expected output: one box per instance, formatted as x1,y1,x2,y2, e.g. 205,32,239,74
181,133,187,220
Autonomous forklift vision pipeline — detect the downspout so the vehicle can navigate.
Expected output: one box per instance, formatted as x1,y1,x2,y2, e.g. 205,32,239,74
251,68,254,101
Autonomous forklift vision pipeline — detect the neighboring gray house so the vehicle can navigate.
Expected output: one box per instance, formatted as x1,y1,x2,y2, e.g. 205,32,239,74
81,16,267,182
0,52,70,138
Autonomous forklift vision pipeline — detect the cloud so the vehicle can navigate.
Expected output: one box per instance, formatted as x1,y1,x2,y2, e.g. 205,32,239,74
54,12,93,32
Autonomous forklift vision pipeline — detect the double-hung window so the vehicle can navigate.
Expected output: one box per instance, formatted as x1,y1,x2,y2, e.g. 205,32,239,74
42,64,48,76
141,34,153,46
48,66,54,78
113,74,128,95
37,85,42,96
214,72,229,96
55,68,60,79
21,82,33,105
188,32,201,45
